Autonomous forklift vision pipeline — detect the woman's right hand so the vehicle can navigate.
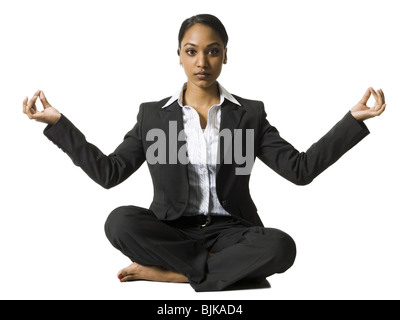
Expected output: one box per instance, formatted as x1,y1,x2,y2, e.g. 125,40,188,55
23,90,61,125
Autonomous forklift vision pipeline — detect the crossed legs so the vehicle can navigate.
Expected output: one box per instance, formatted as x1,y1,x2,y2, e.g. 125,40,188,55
104,205,296,292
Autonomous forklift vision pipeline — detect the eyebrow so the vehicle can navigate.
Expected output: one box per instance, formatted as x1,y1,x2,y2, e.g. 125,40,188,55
183,42,222,48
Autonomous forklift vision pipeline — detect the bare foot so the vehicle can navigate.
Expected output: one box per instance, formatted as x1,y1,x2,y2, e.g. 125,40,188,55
117,262,189,283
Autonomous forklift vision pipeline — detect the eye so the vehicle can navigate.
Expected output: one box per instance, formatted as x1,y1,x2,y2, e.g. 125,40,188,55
208,48,220,56
186,49,196,56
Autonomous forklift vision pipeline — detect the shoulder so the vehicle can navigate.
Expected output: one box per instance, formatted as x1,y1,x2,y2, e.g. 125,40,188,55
231,94,266,118
140,96,172,109
232,94,264,110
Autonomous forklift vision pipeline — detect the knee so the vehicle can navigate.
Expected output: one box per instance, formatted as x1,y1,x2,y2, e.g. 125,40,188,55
104,206,128,242
104,205,151,242
270,229,297,273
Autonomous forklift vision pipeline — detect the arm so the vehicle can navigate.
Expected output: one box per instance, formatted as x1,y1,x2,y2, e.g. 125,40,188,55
23,90,146,189
256,87,386,185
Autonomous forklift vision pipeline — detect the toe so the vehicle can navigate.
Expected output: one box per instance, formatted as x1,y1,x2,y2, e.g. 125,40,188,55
120,275,137,282
117,262,137,279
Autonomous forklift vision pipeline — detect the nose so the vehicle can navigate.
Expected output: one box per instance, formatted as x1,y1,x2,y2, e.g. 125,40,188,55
196,52,209,69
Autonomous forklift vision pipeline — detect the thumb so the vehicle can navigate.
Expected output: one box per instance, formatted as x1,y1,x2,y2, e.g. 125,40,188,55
39,90,51,108
359,88,371,105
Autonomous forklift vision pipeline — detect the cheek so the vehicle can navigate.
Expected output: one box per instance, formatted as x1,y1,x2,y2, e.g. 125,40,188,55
181,56,199,75
181,54,193,65
211,59,224,72
181,64,194,79
181,60,191,73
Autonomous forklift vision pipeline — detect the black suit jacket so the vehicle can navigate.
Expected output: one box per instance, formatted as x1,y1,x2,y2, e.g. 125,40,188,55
44,95,369,226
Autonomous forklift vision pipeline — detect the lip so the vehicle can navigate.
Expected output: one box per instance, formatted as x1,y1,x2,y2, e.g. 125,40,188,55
195,72,211,79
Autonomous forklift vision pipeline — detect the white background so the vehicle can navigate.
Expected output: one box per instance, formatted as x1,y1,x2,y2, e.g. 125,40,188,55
1,0,399,300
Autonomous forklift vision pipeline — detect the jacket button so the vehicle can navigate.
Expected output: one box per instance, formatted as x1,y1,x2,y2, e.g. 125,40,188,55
221,200,228,207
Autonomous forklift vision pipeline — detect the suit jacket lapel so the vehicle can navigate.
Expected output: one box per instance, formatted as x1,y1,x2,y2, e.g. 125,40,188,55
159,100,185,137
158,100,188,173
217,100,246,175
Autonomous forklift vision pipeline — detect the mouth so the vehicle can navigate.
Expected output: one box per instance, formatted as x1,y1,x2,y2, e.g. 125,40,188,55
195,72,211,80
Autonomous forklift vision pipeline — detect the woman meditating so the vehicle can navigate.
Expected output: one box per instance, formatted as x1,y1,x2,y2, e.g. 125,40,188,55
22,14,386,291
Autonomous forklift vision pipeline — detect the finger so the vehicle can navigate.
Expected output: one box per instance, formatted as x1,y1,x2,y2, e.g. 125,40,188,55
359,88,371,105
22,97,28,114
379,88,385,105
370,103,385,118
24,96,31,114
381,103,387,115
370,87,379,104
39,90,51,108
376,88,383,106
29,95,39,114
29,111,42,121
375,103,386,116
30,89,41,104
25,96,39,118
27,91,40,111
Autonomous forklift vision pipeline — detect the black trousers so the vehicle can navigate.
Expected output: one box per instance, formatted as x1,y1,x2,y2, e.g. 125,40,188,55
104,205,296,292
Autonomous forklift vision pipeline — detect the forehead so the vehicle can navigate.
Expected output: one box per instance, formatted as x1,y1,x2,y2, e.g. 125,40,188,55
181,23,224,46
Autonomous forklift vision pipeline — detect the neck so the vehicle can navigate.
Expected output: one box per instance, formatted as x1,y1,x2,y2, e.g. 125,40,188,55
183,81,220,109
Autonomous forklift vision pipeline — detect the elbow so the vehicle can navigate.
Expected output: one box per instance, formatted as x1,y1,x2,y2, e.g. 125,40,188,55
281,169,314,186
292,177,313,186
100,179,119,189
101,183,113,190
286,170,314,185
294,172,315,186
97,178,117,190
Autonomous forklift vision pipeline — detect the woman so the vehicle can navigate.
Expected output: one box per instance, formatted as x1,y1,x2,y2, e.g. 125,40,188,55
22,14,386,292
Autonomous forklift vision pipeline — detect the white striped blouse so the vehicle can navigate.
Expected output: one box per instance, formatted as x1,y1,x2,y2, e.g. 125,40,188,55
162,82,241,216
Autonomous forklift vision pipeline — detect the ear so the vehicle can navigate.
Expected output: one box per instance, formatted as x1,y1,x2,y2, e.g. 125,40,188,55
178,48,183,65
223,48,228,64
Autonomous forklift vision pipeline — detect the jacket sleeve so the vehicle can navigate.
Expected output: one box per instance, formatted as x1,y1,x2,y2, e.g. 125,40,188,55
256,102,370,185
43,104,146,189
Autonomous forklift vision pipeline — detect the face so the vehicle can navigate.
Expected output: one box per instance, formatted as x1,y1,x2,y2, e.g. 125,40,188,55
179,23,227,89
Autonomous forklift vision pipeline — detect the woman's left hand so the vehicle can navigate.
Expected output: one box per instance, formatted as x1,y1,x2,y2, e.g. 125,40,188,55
351,87,386,121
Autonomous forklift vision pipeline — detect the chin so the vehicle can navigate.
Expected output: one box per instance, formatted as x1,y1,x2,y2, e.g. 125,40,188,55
190,78,218,89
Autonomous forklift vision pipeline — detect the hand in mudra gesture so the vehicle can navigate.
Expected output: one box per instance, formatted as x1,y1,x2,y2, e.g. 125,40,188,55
351,87,386,121
23,90,61,125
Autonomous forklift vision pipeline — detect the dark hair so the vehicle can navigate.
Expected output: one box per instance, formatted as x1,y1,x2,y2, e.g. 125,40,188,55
177,14,229,55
